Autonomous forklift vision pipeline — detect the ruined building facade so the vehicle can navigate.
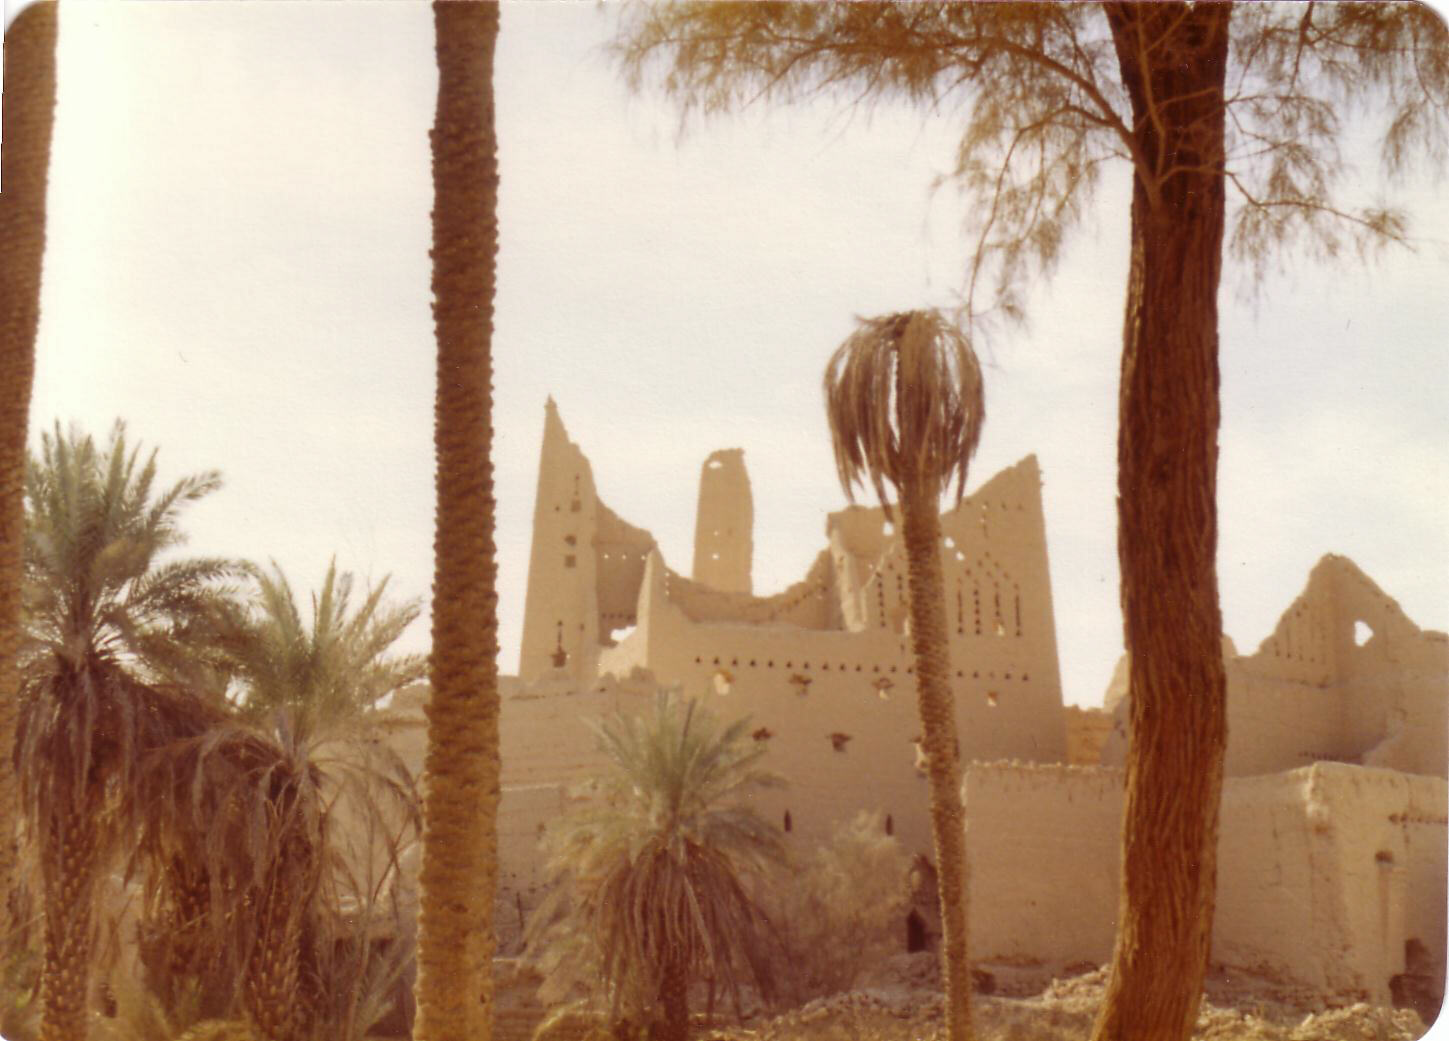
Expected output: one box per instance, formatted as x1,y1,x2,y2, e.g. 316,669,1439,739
383,401,1445,1011
513,398,1067,859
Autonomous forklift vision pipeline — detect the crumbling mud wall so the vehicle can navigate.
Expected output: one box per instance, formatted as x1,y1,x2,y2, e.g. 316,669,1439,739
963,761,1447,1004
1063,705,1113,765
1102,556,1448,779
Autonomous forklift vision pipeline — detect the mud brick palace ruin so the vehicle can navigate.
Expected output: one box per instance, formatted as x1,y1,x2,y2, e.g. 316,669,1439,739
386,399,1448,1009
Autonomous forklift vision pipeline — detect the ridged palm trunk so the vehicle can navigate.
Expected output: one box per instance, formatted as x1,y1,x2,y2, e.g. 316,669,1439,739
414,3,502,1041
0,0,58,934
243,842,313,1041
1091,6,1231,1041
147,859,214,1012
658,957,689,1041
38,806,98,1041
899,476,973,1041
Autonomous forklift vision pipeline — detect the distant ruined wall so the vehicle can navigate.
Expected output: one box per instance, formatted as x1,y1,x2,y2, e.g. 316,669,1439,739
1063,706,1113,766
1103,556,1448,779
963,762,1447,1002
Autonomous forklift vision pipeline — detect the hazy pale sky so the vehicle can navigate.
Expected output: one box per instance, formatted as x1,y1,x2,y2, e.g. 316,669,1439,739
28,1,1449,707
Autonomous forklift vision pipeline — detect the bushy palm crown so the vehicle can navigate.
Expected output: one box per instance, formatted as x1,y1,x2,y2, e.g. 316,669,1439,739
17,421,240,825
132,560,423,1037
224,559,426,735
532,693,782,1027
823,310,985,508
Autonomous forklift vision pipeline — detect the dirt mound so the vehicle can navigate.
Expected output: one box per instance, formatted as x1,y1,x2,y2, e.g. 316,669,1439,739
711,965,1429,1041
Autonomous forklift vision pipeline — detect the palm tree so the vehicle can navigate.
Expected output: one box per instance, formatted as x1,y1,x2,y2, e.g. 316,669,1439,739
1,0,60,950
415,3,503,1040
15,422,241,1041
529,693,781,1041
133,560,423,1041
822,310,984,1041
226,558,426,731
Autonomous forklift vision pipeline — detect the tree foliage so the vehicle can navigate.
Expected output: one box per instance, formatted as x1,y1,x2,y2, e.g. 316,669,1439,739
131,560,422,1041
616,2,1449,323
528,692,782,1040
222,558,426,734
15,422,241,1041
761,810,911,1003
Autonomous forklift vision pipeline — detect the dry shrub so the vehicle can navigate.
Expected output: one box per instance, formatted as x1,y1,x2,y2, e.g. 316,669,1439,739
762,811,911,1003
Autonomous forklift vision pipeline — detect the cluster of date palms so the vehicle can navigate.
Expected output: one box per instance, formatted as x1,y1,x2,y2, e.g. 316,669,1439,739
7,422,426,1041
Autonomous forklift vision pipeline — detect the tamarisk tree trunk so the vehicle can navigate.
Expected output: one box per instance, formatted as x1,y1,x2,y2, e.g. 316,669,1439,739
1091,5,1232,1041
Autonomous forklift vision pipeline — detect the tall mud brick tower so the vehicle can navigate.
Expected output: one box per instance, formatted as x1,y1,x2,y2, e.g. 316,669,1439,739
692,449,753,595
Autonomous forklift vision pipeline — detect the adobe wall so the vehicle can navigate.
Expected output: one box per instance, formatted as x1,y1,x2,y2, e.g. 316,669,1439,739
1063,706,1113,766
963,763,1123,969
963,762,1448,1002
1101,556,1448,779
1214,766,1447,1002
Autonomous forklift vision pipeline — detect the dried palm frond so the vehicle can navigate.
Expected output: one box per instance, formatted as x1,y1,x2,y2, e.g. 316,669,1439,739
823,310,985,508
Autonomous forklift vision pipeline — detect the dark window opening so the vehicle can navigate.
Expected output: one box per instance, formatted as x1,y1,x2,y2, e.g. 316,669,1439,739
885,814,894,836
906,909,927,953
783,810,793,833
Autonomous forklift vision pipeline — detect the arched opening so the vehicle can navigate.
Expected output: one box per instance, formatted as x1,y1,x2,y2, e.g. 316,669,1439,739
905,909,927,953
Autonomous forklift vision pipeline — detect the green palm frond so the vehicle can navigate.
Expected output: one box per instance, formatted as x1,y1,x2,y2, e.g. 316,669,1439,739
223,558,425,735
823,309,986,508
128,558,423,1037
16,421,242,837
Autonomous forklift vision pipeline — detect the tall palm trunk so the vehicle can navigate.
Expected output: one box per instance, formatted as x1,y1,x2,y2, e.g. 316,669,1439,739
658,957,689,1041
1091,6,1231,1041
899,475,972,1041
38,807,97,1041
414,3,502,1040
0,0,58,938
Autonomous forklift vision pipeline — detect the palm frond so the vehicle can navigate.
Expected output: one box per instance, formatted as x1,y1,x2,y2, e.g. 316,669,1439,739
823,309,986,508
530,691,783,1029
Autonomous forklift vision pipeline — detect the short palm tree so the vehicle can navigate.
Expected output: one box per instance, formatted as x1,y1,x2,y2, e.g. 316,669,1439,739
134,560,423,1041
823,310,985,1041
530,693,781,1041
15,421,241,1041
